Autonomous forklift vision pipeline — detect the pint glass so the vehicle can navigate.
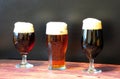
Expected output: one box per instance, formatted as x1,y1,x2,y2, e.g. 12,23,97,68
46,22,68,70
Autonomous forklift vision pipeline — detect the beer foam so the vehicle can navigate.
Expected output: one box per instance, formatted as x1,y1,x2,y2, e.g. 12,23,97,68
82,18,102,30
46,22,68,35
14,22,34,33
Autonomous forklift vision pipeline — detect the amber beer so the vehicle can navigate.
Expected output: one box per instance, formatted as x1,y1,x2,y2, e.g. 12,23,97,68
13,22,35,55
46,22,68,70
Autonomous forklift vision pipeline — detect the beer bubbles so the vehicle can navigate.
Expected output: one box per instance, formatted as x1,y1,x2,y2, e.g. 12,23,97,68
14,22,34,33
82,18,102,30
46,22,68,35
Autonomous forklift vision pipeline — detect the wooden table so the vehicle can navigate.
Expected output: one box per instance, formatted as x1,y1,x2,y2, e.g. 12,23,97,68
0,60,120,79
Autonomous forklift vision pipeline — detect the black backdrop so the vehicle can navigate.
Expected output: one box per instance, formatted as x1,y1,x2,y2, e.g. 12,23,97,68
0,0,120,64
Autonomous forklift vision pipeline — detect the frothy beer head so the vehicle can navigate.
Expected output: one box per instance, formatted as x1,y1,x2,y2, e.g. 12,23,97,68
82,18,102,30
46,22,68,35
14,22,34,33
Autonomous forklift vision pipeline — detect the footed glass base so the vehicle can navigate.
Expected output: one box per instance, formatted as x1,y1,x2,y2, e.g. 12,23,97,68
16,63,33,68
83,68,102,74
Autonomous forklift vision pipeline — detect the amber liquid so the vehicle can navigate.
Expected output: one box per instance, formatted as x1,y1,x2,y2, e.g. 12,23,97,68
13,32,35,55
47,35,68,70
81,29,103,59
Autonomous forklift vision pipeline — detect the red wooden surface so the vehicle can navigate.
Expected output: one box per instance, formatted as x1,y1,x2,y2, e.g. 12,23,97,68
0,60,120,79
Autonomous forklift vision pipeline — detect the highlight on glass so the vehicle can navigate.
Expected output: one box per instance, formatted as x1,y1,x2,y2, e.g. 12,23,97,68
81,18,103,73
46,22,68,70
13,22,35,68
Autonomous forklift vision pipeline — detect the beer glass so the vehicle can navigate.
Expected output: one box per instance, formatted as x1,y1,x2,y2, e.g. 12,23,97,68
46,22,68,70
13,22,35,68
81,18,103,73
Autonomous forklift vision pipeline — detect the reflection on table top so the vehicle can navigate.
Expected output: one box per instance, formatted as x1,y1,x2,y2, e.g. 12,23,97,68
0,60,120,79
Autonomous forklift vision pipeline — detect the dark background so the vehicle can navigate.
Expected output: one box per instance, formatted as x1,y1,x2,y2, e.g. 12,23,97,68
0,0,120,64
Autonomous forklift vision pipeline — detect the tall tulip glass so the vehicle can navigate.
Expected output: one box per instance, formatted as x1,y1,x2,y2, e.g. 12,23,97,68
81,18,103,73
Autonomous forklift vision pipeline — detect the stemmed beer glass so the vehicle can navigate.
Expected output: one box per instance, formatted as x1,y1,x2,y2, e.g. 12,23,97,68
81,18,103,73
13,22,35,68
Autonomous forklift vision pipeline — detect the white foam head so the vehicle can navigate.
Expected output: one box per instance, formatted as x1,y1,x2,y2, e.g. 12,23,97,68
46,22,68,35
82,18,102,30
14,22,34,33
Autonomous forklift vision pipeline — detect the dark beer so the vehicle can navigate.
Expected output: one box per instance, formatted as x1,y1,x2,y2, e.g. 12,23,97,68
13,32,35,55
81,29,103,59
81,18,103,73
46,22,68,70
13,22,35,68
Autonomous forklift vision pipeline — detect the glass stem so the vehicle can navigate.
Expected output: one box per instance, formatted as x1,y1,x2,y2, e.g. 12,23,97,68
88,59,95,71
21,55,27,65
